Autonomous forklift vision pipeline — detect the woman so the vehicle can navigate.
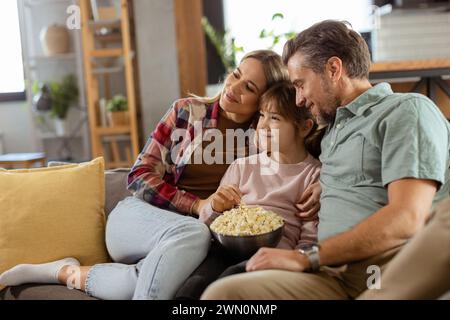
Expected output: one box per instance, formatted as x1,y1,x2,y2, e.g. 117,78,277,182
0,50,292,300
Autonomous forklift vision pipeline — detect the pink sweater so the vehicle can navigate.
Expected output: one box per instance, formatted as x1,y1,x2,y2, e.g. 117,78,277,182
204,152,321,250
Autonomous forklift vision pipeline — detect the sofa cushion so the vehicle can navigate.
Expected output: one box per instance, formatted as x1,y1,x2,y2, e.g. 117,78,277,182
104,169,133,217
48,162,132,217
0,157,110,291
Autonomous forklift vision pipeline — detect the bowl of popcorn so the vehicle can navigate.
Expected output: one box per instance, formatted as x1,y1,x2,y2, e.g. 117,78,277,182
209,204,284,259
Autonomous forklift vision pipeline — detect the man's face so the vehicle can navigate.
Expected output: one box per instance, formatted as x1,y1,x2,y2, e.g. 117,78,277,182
287,52,340,124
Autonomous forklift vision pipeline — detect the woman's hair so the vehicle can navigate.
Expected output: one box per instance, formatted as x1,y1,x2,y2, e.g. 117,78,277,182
259,81,325,158
195,49,289,104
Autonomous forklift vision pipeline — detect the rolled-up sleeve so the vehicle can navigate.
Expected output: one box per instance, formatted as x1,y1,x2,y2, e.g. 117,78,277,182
380,96,450,189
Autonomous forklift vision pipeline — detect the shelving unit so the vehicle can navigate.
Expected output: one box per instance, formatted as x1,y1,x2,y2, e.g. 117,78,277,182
18,0,90,162
79,0,140,169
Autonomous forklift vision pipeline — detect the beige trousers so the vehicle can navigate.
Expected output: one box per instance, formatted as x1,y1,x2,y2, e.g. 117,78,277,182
201,198,450,300
358,198,450,300
201,245,401,300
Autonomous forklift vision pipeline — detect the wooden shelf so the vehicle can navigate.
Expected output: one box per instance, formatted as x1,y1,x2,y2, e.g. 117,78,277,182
95,34,122,43
90,48,124,58
96,126,131,135
29,53,76,61
92,65,124,75
39,132,83,139
371,58,450,73
88,19,121,29
80,0,140,169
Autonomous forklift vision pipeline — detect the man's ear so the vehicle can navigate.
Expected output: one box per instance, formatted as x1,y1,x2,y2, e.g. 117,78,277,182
326,56,343,82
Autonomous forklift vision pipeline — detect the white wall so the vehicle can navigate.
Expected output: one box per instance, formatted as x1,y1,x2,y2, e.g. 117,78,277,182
375,8,450,61
224,0,374,59
133,0,181,142
0,100,35,153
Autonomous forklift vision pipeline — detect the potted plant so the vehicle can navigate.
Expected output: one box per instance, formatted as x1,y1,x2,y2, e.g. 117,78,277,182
201,16,244,73
106,94,128,126
259,13,296,50
32,74,79,136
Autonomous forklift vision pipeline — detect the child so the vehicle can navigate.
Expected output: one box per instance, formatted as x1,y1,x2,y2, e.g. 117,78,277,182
173,81,324,299
199,80,323,270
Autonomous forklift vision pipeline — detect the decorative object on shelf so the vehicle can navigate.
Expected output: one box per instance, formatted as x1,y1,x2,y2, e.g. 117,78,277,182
90,0,121,21
32,75,79,136
106,94,128,126
99,98,108,127
48,74,79,120
39,24,71,56
32,84,52,113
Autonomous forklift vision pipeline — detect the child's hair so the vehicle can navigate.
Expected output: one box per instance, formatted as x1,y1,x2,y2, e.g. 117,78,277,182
259,81,325,158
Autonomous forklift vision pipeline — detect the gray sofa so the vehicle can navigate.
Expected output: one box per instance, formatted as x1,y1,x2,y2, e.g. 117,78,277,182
1,167,449,300
0,168,132,300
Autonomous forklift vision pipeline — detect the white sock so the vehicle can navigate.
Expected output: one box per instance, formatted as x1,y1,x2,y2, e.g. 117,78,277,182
0,257,80,286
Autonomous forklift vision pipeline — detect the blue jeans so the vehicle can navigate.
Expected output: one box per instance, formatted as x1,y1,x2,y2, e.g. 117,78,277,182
85,196,211,300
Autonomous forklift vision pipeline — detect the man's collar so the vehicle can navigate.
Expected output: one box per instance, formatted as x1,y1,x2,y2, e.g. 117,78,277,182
344,82,393,116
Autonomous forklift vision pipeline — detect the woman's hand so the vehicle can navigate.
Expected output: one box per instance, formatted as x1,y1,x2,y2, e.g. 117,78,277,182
296,181,321,220
246,248,310,272
211,185,242,213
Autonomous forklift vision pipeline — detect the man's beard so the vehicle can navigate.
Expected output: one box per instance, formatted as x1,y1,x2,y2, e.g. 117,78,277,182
317,77,340,125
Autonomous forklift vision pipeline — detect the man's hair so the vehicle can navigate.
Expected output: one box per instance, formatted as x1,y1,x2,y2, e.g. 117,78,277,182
282,20,371,79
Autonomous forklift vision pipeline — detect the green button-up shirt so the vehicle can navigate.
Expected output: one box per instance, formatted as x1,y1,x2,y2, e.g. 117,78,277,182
318,83,450,241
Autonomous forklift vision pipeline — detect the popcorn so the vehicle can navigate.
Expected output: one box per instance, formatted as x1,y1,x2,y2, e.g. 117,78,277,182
210,204,284,236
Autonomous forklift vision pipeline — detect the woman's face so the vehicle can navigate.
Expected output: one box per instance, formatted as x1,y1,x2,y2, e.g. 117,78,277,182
219,58,268,121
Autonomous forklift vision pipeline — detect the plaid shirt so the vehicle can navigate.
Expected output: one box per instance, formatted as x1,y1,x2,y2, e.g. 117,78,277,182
128,98,242,214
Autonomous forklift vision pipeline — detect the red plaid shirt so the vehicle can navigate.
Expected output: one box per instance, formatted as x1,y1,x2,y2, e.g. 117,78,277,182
128,98,251,214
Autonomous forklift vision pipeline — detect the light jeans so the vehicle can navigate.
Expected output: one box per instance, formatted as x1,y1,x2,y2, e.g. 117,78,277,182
85,196,211,300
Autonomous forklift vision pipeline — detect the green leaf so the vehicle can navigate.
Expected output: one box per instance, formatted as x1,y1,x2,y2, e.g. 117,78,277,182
32,80,40,95
201,15,242,70
272,13,284,20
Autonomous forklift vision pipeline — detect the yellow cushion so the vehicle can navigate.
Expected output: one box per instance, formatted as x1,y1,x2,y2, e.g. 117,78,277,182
0,157,109,289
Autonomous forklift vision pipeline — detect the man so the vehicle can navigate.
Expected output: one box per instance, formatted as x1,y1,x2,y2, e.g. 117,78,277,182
201,20,450,300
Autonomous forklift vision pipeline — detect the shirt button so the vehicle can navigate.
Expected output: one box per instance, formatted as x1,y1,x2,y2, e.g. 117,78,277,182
336,123,343,129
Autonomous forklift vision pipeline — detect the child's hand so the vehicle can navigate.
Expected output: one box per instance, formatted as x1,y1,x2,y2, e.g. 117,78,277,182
211,185,242,213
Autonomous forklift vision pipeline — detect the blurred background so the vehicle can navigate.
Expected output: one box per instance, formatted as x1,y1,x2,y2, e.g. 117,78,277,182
0,0,449,169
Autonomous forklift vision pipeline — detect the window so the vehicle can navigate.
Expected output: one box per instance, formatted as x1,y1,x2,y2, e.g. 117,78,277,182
0,0,26,102
224,0,373,61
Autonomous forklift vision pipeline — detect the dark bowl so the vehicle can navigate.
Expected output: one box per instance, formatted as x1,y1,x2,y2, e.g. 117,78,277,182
210,225,284,259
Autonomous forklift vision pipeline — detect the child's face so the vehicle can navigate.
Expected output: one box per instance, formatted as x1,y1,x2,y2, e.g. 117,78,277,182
256,103,299,154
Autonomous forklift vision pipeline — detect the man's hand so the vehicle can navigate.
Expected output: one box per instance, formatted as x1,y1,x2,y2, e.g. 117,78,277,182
210,185,242,213
296,181,321,220
246,248,310,272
